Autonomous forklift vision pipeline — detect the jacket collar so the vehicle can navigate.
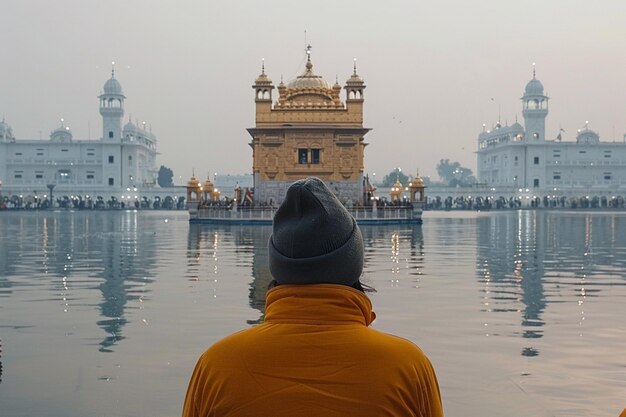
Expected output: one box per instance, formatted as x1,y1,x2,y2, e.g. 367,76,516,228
264,284,376,326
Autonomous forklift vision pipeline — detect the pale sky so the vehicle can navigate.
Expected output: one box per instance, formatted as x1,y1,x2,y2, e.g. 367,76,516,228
3,0,626,184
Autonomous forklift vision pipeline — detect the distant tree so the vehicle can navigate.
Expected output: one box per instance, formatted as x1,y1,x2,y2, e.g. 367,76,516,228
381,168,409,187
436,159,476,187
158,165,174,187
421,175,433,186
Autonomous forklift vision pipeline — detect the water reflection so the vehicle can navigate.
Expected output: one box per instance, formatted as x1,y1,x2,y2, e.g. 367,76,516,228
0,211,157,353
476,210,626,357
187,224,425,324
95,212,157,352
187,224,273,323
3,211,625,416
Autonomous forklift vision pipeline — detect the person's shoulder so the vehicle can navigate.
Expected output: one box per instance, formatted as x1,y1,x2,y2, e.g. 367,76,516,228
198,327,258,360
364,327,428,355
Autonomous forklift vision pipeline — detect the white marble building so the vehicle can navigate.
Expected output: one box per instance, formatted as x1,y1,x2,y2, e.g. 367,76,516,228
0,70,166,205
477,70,626,200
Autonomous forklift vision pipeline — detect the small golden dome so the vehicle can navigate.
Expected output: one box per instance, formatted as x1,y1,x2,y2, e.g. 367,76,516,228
255,72,272,85
390,179,403,197
203,177,214,191
187,176,201,188
409,171,425,189
254,60,273,85
346,61,364,84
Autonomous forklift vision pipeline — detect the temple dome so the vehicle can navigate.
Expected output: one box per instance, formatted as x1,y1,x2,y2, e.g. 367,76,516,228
187,175,201,188
203,177,214,191
511,122,524,131
104,77,123,95
409,172,425,188
576,127,600,144
50,125,73,142
524,78,544,96
123,120,137,131
254,63,273,85
286,61,331,90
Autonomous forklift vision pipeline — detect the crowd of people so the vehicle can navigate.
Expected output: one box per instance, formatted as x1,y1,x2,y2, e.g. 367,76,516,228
0,195,187,210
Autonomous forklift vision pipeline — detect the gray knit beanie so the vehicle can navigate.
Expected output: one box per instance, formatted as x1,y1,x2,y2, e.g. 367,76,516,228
268,177,364,286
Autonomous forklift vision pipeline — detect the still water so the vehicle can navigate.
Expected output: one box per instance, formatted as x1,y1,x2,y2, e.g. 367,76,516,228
0,210,625,417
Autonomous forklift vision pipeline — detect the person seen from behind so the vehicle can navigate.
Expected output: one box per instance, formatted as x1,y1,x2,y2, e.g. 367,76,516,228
182,177,444,417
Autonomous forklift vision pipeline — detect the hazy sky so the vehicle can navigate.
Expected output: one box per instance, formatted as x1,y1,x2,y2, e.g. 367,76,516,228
3,0,626,183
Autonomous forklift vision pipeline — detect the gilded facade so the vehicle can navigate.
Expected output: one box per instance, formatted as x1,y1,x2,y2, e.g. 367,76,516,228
248,48,370,205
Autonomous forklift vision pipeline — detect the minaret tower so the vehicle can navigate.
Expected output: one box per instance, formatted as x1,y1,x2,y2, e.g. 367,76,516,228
521,64,548,141
253,58,274,119
99,63,125,141
344,58,366,124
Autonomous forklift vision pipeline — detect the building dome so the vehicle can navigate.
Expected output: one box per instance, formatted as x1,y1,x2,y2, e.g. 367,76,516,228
123,120,137,131
409,172,425,189
346,72,363,84
104,76,123,95
255,71,272,85
511,121,524,131
254,60,273,85
390,179,404,201
50,125,73,142
576,127,600,144
203,177,214,191
286,61,331,90
524,78,544,96
52,126,71,134
187,175,201,188
273,49,345,109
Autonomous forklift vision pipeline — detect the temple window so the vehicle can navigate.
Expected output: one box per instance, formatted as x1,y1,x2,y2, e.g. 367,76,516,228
311,149,320,164
298,149,308,164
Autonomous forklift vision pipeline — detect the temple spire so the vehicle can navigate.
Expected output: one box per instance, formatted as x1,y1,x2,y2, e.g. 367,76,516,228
305,44,313,71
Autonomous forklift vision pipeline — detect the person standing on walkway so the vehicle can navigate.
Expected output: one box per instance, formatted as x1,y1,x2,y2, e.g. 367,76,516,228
182,177,444,417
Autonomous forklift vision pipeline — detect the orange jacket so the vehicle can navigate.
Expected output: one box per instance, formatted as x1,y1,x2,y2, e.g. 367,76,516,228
182,284,444,417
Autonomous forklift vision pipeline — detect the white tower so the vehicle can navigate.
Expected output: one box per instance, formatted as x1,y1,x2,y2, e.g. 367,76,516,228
99,65,125,141
521,66,548,141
